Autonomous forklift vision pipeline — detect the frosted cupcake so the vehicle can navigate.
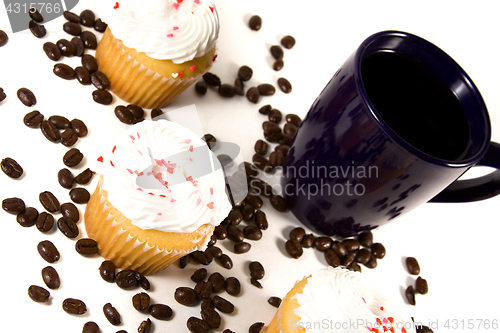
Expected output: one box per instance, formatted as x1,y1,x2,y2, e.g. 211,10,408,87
95,0,219,108
264,267,415,333
84,120,231,275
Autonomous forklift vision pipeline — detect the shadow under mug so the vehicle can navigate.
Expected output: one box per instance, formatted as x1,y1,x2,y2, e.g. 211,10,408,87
281,30,500,238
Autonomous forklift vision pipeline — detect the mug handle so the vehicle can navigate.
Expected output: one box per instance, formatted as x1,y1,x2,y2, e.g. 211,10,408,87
429,142,500,203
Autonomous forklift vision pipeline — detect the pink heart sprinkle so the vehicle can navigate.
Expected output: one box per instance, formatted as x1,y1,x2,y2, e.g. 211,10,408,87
173,26,179,31
190,65,196,71
173,3,179,9
207,202,214,209
167,33,174,38
194,0,200,3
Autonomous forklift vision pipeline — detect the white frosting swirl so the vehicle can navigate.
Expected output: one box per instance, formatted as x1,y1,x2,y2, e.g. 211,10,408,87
99,120,231,233
294,267,415,333
98,0,219,63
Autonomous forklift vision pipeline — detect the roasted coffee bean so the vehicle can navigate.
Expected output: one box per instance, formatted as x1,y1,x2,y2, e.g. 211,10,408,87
207,272,225,293
148,304,172,321
415,276,428,294
17,207,38,227
301,234,315,248
63,10,81,23
0,30,7,47
250,277,263,289
218,254,233,269
254,139,268,155
245,193,263,209
238,65,253,81
69,187,90,204
406,257,420,275
60,128,78,147
94,18,107,32
74,168,93,185
278,77,292,93
284,123,298,136
214,225,227,240
179,254,190,268
195,80,208,95
74,66,91,85
114,105,135,124
289,227,305,242
349,261,362,273
2,197,25,214
357,231,373,247
281,35,296,49
206,246,222,258
57,217,79,238
279,133,293,146
314,236,332,252
227,225,245,242
17,88,36,106
175,287,198,306
364,254,377,269
246,87,260,103
234,241,251,254
268,108,282,123
43,42,61,61
203,133,216,149
136,271,150,290
201,308,221,329
39,191,60,213
270,45,284,60
212,295,234,313
63,148,83,167
258,83,276,96
249,322,265,333
132,292,150,311
38,240,59,263
195,280,213,299
244,226,262,241
203,72,221,86
82,322,99,333
81,30,97,49
249,261,265,280
24,110,44,128
273,59,284,71
234,78,244,95
60,202,79,221
91,71,110,90
270,194,288,212
99,260,116,282
187,317,209,333
126,104,144,119
191,250,212,265
342,239,360,252
416,325,434,333
227,209,243,226
219,84,235,97
331,241,347,259
41,120,60,142
207,234,217,247
103,303,121,325
285,239,303,259
41,266,60,289
70,118,88,137
28,7,43,22
259,104,272,115
370,243,385,259
82,54,98,73
56,38,76,56
151,108,164,119
70,37,85,56
29,20,46,38
2,157,23,178
116,269,138,289
253,153,273,173
268,296,282,308
341,252,355,267
191,268,208,283
48,115,70,129
269,151,285,167
63,22,82,36
224,277,240,296
76,238,98,255
28,285,50,302
355,248,371,265
241,204,255,221
286,113,302,126
80,9,95,27
254,209,269,230
249,15,262,30
405,285,416,305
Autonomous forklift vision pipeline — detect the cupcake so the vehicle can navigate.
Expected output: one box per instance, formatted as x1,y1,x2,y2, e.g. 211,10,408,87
264,267,414,333
84,120,231,275
95,0,219,108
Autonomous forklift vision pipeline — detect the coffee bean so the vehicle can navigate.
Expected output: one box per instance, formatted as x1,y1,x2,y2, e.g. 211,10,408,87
194,281,212,299
212,295,234,313
24,110,44,128
69,187,90,204
201,299,214,312
234,78,244,95
38,240,60,263
114,105,135,124
71,37,85,56
2,197,25,214
234,241,251,254
331,241,347,259
132,292,150,311
253,140,268,156
17,88,36,106
191,250,212,265
270,194,288,212
285,239,303,259
57,217,79,238
281,35,296,49
126,104,144,119
99,260,116,282
415,276,428,294
253,153,273,173
201,308,221,329
187,317,209,333
273,59,284,71
191,268,208,283
241,204,255,221
195,80,208,95
363,254,377,269
136,271,150,290
284,123,298,136
82,322,99,333
203,72,221,86
115,269,138,289
258,83,276,96
73,66,91,85
179,255,190,268
103,303,121,325
266,111,281,125
28,285,50,303
82,54,98,73
81,30,97,49
208,272,225,293
254,209,268,230
76,238,98,255
224,277,240,296
355,248,371,265
246,87,260,103
244,225,262,241
342,239,360,252
214,225,227,240
227,209,243,226
17,207,38,227
75,168,94,184
41,266,60,289
357,231,373,247
0,30,7,47
238,65,253,81
56,39,76,56
63,11,81,23
286,113,302,126
29,20,46,38
259,104,272,115
1,157,23,178
371,243,386,259
349,261,362,273
70,118,88,137
406,257,420,275
91,71,110,90
270,45,284,60
249,261,265,280
151,108,164,120
269,151,285,167
416,326,434,333
53,121,75,137
289,227,305,242
227,225,244,242
43,42,61,61
301,234,315,248
248,15,262,30
313,236,332,252
94,18,107,32
39,191,60,213
268,297,282,308
148,304,172,321
206,246,222,258
60,202,79,221
217,154,234,168
405,285,416,305
245,193,263,209
80,9,95,27
279,133,293,146
249,322,265,333
63,22,82,36
278,77,292,93
341,252,355,267
218,254,233,269
41,120,60,142
63,148,84,167
28,7,43,21
175,287,198,306
219,84,235,97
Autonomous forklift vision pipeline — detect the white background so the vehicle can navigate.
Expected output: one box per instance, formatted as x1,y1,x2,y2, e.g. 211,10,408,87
1,0,499,332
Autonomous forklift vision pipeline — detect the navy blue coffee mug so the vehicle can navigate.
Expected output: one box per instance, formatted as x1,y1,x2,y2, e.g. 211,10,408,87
281,31,500,237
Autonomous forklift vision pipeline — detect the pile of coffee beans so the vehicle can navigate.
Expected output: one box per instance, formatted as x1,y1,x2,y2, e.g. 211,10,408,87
404,257,429,305
114,104,146,125
28,9,47,38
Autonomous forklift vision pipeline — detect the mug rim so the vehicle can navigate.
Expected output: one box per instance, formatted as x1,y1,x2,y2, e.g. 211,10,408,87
354,30,491,168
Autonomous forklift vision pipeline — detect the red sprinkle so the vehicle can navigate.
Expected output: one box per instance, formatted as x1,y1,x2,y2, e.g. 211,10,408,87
207,202,214,209
401,329,407,333
362,297,366,304
189,145,193,152
167,34,174,38
178,72,183,78
388,318,394,324
213,54,218,62
127,169,133,174
209,6,214,12
389,328,394,333
380,306,384,311
376,318,382,325
97,156,103,162
159,195,166,198
186,176,193,182
173,26,179,30
130,135,135,141
113,2,119,9
210,188,213,195
112,146,116,153
137,132,140,138
173,3,179,9
110,161,115,167
148,192,154,195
